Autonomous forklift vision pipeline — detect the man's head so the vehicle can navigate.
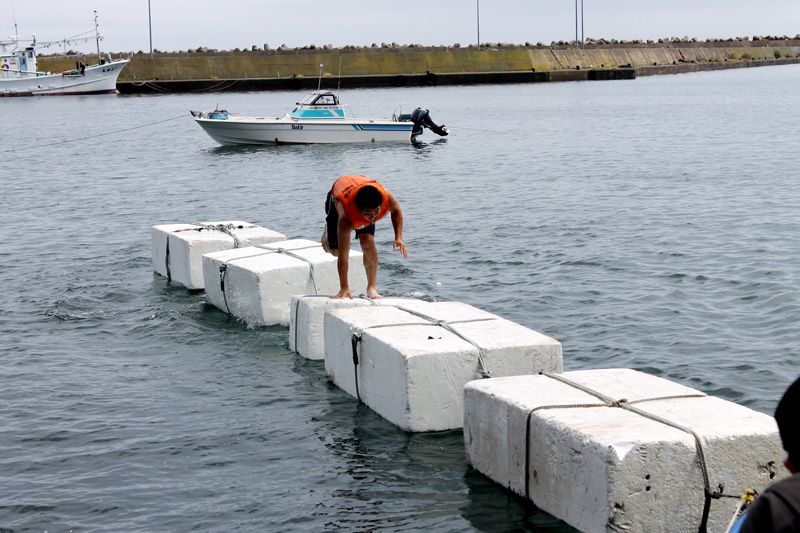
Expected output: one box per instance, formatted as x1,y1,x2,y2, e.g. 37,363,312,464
355,185,383,222
776,375,800,473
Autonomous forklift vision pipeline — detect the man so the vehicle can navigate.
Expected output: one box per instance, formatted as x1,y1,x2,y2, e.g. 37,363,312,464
739,375,800,532
321,175,407,299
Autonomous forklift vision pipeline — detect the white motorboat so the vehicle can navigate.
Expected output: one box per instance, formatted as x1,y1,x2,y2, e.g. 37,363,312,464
190,90,448,145
0,18,129,97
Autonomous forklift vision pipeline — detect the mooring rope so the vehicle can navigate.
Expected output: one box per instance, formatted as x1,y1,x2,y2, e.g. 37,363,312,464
522,372,718,533
123,68,242,93
4,114,187,153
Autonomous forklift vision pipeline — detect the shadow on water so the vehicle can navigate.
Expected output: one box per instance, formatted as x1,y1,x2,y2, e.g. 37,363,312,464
204,143,281,156
462,469,580,533
300,366,579,532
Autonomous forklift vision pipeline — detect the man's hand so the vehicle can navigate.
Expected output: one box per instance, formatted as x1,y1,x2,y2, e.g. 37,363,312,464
393,238,408,258
321,228,330,253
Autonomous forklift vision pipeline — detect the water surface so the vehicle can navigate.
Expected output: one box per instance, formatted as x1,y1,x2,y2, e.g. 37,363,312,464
2,65,799,532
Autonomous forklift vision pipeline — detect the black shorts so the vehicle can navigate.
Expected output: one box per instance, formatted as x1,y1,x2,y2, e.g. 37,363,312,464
325,191,375,250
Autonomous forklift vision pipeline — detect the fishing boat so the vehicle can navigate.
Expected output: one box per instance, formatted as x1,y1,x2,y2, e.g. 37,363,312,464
0,16,129,97
190,90,448,145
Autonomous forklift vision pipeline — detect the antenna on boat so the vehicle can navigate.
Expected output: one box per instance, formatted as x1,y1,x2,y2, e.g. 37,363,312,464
317,63,323,91
11,0,18,48
337,53,342,100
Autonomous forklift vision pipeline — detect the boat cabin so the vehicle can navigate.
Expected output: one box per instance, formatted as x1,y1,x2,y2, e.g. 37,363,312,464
290,91,346,119
0,44,38,79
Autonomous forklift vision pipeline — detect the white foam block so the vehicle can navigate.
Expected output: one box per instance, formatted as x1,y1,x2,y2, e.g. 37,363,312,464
289,295,434,360
202,239,368,326
151,221,286,290
324,302,563,432
463,369,788,533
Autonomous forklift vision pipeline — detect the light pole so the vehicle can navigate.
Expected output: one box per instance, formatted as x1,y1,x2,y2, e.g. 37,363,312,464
575,0,578,47
148,0,153,58
575,0,585,48
581,0,585,49
477,0,481,50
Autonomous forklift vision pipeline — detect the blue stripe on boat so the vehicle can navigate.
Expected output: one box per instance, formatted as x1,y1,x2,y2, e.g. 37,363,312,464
358,124,413,131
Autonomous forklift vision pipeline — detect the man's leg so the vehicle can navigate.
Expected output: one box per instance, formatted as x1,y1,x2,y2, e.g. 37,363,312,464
358,232,380,299
323,192,339,256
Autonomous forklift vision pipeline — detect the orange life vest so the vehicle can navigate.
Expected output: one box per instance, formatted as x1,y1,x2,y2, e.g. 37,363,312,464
331,175,390,230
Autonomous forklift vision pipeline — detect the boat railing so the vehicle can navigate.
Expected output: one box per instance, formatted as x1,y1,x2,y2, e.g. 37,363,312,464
0,68,45,79
196,110,252,120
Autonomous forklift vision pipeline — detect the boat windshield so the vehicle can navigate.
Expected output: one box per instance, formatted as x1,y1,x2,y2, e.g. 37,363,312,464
298,91,339,106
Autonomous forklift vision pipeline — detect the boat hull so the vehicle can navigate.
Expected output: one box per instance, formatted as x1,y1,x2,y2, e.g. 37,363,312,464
194,116,414,145
0,59,129,97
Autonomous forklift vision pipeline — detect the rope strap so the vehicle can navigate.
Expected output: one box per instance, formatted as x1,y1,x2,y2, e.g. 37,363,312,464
256,244,321,296
348,306,496,405
163,223,257,282
292,294,408,356
215,243,322,315
218,264,232,314
352,333,362,402
171,222,259,246
524,372,716,533
359,316,495,378
165,237,172,282
292,294,332,352
367,304,495,378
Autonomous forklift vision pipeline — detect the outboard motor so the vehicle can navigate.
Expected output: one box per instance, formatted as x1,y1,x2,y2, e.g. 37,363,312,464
399,108,448,140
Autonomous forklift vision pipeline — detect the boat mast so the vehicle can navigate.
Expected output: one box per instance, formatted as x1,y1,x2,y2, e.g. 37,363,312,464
11,0,18,49
94,11,100,57
317,63,323,91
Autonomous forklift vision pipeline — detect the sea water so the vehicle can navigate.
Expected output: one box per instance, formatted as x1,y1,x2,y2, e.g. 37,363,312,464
1,64,799,532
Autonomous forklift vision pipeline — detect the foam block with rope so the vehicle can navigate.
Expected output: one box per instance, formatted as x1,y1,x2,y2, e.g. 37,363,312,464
201,239,367,326
289,295,433,360
151,221,286,290
463,369,788,533
323,302,562,432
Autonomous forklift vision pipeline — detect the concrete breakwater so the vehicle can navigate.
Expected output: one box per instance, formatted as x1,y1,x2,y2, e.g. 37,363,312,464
39,39,800,92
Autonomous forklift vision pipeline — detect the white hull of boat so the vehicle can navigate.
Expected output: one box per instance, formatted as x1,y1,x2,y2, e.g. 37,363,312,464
0,59,129,96
194,116,414,145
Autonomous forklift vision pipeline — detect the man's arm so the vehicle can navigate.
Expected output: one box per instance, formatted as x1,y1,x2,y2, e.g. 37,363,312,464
333,209,355,299
387,192,408,258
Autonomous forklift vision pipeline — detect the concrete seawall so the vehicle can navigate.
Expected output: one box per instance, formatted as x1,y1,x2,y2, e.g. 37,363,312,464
38,40,800,93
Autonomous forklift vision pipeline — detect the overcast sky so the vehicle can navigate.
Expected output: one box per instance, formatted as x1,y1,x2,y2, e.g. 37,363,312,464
6,0,800,54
